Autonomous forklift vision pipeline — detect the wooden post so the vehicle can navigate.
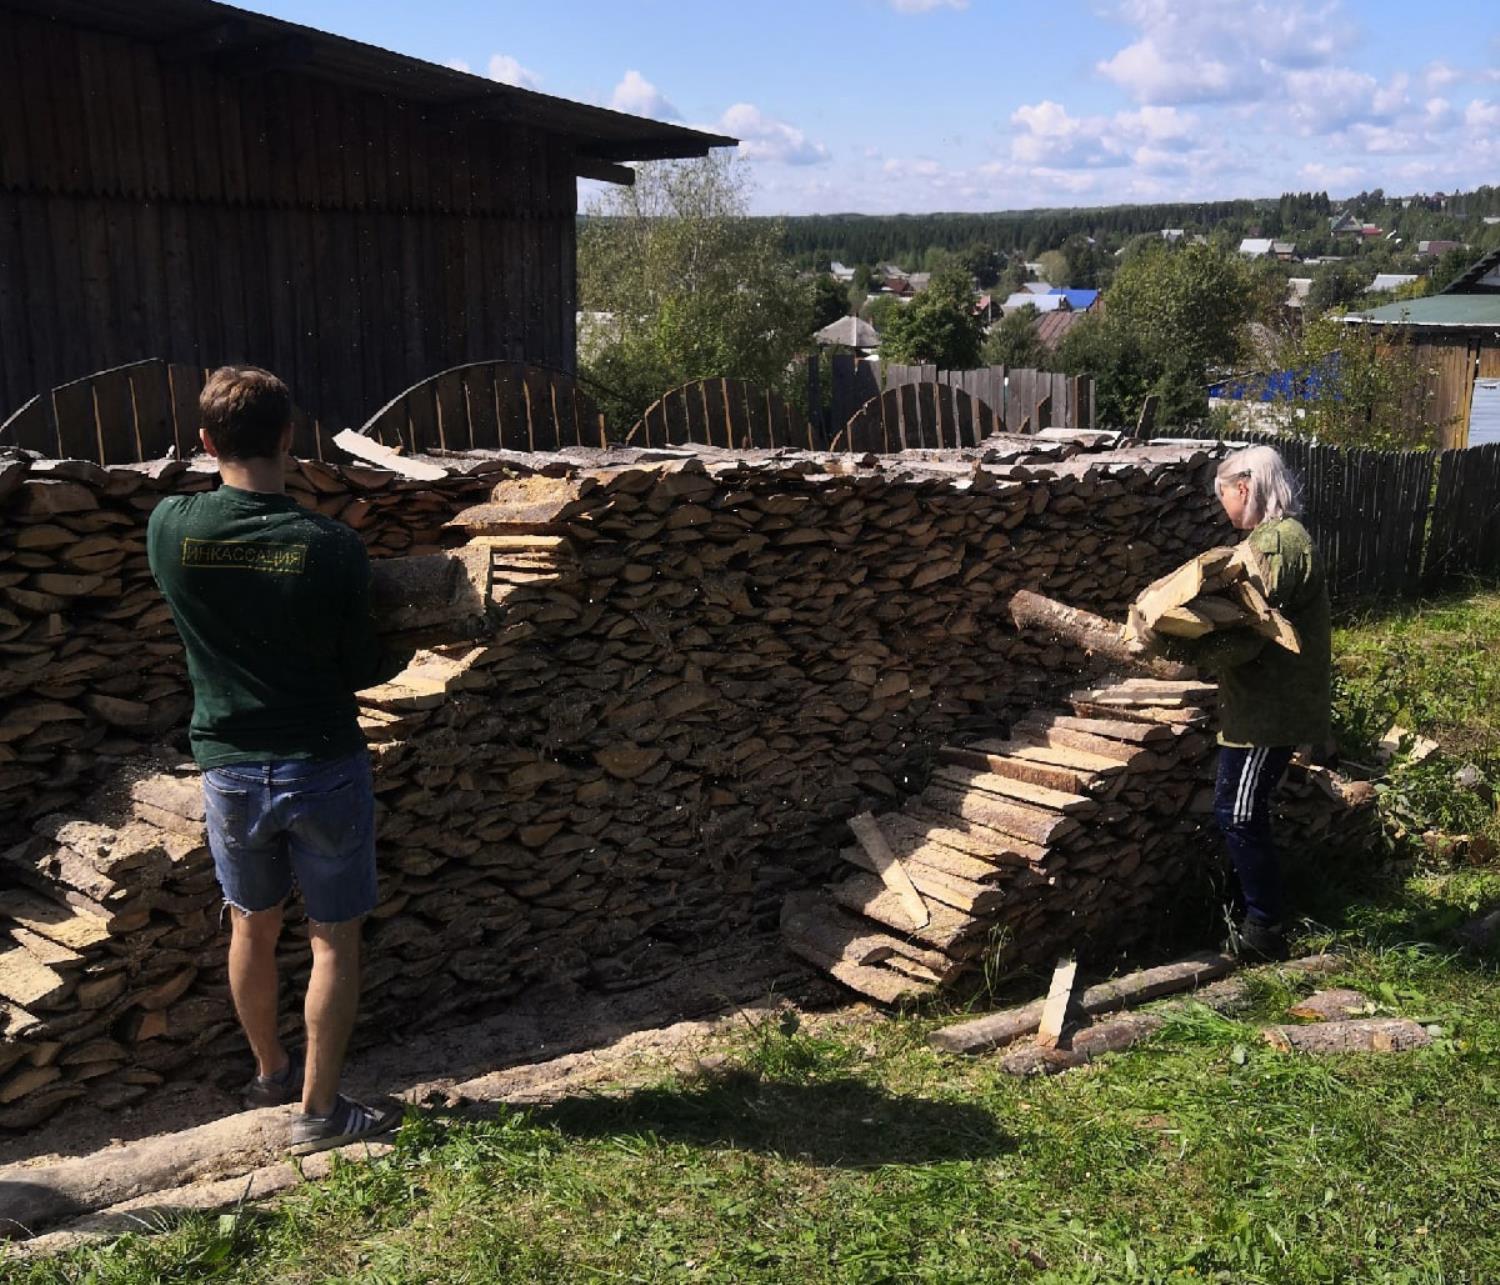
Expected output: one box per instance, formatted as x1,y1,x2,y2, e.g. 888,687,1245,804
1036,957,1077,1049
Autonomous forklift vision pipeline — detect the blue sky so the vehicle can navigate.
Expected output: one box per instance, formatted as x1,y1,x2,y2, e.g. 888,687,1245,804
241,0,1500,215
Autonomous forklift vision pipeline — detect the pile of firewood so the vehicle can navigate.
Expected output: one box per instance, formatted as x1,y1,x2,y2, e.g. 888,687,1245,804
1125,542,1299,653
782,677,1223,1001
4,440,1248,1125
0,452,494,832
782,676,1376,1004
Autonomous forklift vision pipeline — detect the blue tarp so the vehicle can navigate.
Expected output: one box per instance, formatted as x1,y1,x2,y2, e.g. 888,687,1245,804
1208,355,1340,402
1047,288,1100,311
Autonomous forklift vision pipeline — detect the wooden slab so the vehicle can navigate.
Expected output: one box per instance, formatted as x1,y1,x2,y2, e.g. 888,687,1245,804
848,812,928,930
936,745,1095,794
1035,957,1078,1050
929,765,1098,816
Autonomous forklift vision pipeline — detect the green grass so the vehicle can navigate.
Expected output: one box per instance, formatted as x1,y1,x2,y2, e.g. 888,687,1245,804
11,590,1500,1285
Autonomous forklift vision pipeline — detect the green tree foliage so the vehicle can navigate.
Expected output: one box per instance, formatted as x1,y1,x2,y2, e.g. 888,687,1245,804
960,241,1001,288
863,294,905,337
577,155,812,432
1053,314,1155,427
811,274,849,332
1036,249,1068,286
1052,242,1254,429
877,266,983,368
1106,240,1254,371
980,305,1045,369
1267,314,1448,449
1306,261,1375,316
1061,234,1108,289
1428,246,1472,293
996,261,1030,297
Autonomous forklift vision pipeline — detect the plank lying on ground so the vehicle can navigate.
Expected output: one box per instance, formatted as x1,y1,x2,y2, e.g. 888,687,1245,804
929,950,1238,1054
1261,1018,1432,1054
1002,1011,1165,1076
4,1141,397,1260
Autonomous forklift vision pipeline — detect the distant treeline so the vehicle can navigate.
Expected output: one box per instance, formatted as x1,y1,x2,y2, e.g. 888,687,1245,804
768,186,1500,271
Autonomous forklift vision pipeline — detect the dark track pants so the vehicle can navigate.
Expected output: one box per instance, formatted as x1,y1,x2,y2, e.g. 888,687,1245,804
1213,745,1295,927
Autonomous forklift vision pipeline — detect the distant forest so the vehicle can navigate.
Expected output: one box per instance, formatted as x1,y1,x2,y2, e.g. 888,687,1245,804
770,186,1500,271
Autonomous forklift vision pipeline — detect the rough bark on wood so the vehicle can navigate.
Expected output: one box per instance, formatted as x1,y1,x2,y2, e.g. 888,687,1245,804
930,951,1236,1054
1261,1018,1432,1054
1007,589,1194,678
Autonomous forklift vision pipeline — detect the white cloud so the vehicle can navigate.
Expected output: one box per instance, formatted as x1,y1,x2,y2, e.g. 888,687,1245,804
1424,60,1462,91
486,53,542,91
1283,66,1379,133
888,0,967,11
446,58,471,74
610,70,682,121
1465,98,1500,130
717,103,830,165
1096,0,1354,105
1008,99,1197,167
1299,161,1362,188
1097,38,1235,104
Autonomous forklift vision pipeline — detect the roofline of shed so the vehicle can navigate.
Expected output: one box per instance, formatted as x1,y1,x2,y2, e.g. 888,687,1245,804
0,0,736,169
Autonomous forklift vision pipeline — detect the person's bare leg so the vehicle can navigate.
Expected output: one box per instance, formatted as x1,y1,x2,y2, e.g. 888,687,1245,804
227,903,287,1079
302,918,362,1116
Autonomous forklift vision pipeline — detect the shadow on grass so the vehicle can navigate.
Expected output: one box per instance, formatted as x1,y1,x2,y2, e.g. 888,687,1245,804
529,1071,1013,1168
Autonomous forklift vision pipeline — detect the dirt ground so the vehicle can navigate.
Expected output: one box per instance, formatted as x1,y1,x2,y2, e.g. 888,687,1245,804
2,933,840,1174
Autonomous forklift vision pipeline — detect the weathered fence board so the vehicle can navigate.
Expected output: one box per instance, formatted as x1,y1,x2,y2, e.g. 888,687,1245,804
822,357,1095,440
627,378,818,450
0,358,330,462
360,360,604,456
831,382,1000,452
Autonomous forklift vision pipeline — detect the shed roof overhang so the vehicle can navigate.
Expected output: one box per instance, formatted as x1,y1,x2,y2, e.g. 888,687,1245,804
1,0,736,184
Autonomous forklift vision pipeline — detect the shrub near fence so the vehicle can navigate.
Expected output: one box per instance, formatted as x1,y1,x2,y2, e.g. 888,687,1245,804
1153,428,1500,596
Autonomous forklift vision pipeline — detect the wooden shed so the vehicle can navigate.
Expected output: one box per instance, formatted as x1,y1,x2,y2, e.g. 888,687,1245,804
0,0,732,431
1349,249,1500,448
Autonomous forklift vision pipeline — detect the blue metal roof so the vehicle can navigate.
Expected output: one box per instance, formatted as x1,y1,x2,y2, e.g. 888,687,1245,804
1048,288,1100,311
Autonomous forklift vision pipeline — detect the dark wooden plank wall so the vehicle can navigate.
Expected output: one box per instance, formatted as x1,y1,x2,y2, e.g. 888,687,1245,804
0,8,579,429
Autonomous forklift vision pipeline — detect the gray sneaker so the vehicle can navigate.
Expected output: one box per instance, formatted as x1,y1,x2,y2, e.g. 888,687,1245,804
243,1051,302,1110
288,1095,399,1156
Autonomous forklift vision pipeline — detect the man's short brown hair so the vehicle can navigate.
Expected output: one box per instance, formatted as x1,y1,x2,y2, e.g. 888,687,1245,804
199,366,293,461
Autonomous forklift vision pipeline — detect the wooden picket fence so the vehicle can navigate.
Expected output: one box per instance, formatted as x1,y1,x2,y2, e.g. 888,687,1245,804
1154,427,1500,596
818,356,1094,444
0,359,332,461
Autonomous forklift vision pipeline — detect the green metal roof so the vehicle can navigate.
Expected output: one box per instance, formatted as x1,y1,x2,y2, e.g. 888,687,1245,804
1349,294,1500,327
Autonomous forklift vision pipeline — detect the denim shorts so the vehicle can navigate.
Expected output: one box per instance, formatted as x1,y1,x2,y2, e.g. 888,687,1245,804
202,750,377,924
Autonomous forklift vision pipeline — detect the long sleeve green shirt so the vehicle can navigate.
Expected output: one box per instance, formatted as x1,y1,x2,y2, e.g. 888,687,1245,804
147,485,412,768
1163,517,1332,749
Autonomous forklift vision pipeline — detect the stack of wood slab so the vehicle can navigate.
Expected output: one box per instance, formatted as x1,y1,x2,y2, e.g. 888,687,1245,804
5,440,1247,1124
781,677,1225,1002
0,770,221,1129
0,451,494,834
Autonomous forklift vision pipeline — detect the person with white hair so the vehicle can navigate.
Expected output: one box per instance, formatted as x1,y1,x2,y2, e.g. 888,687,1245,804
1153,445,1331,961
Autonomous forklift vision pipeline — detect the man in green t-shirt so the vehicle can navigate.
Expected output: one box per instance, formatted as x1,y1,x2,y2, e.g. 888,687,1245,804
148,367,410,1154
